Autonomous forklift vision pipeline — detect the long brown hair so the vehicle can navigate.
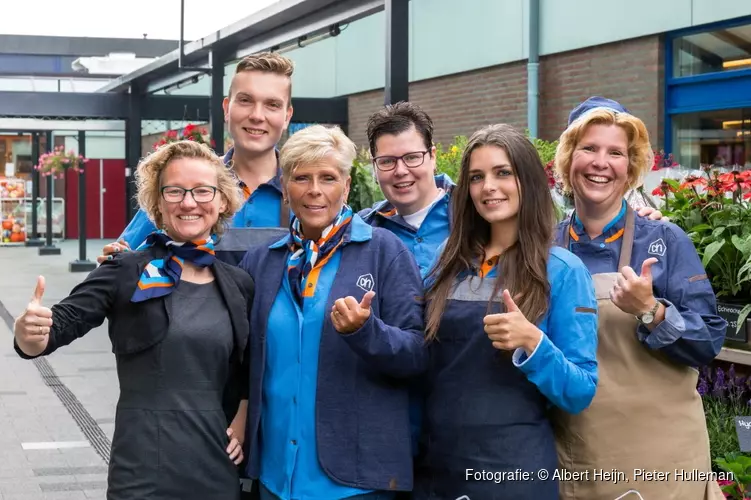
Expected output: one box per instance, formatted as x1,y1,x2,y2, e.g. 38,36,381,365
424,124,556,341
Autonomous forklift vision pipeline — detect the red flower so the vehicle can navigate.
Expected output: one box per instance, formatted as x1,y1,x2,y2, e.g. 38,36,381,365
680,175,708,190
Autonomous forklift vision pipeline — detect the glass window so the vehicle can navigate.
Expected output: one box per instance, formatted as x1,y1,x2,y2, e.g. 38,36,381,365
673,23,751,78
672,108,751,168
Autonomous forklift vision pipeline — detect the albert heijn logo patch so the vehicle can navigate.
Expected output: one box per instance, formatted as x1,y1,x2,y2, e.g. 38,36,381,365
356,273,375,292
648,238,666,257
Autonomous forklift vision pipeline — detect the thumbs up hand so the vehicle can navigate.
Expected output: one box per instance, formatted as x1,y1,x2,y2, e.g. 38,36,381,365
331,291,376,334
14,276,53,344
483,290,542,355
610,257,659,316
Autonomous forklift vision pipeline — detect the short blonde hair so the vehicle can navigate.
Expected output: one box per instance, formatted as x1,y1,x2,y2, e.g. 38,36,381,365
135,140,242,237
231,52,294,103
554,108,654,195
280,125,356,180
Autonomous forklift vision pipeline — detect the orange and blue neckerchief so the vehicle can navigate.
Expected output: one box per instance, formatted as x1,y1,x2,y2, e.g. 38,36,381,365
130,230,216,303
287,205,353,305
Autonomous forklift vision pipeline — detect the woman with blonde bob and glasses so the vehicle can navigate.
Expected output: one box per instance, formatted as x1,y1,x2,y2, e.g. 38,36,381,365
239,124,426,500
413,124,599,500
552,96,726,499
13,141,253,500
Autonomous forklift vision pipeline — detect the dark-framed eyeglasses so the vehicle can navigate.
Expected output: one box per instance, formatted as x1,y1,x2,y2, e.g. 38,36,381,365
372,151,430,171
160,185,218,203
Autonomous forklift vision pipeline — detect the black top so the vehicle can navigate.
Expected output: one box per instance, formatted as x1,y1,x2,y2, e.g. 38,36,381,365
14,247,254,420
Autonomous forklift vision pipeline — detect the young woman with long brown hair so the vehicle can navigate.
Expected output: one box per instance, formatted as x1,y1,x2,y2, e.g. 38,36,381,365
411,123,599,500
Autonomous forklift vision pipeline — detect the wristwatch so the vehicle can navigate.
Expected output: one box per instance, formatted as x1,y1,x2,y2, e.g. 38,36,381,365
637,301,660,325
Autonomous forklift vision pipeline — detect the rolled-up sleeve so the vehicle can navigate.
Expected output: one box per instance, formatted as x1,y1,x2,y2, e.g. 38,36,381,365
639,226,726,367
513,259,599,414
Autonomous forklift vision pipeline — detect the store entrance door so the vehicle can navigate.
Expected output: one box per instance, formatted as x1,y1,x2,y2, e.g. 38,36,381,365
65,159,126,240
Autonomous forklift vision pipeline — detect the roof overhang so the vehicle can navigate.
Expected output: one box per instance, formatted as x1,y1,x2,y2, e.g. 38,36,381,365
96,0,384,94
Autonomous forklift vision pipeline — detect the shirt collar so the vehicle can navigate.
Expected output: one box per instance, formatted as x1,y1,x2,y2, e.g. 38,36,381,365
371,174,452,220
224,147,283,194
571,199,627,240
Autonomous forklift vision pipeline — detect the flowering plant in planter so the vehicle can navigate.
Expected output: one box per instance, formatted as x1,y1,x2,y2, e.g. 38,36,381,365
34,146,88,178
153,123,215,150
652,166,751,329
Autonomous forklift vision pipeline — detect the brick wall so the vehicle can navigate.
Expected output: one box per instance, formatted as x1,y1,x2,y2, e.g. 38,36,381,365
539,35,664,147
347,34,664,150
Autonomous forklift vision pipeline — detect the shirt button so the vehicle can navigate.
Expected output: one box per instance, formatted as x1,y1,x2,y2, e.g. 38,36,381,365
293,397,297,404
291,440,297,445
599,243,605,248
416,237,423,243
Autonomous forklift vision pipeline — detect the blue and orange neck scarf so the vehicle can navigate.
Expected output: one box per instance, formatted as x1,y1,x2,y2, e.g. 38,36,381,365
287,205,353,304
131,231,216,303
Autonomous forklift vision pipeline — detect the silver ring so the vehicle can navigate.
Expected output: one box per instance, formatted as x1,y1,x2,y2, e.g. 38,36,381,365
38,325,43,334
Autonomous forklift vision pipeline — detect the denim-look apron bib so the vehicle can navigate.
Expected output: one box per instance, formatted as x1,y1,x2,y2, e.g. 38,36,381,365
413,275,559,500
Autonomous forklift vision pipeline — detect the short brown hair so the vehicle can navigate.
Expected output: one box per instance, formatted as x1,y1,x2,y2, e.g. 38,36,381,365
366,101,434,156
135,140,242,237
230,52,294,103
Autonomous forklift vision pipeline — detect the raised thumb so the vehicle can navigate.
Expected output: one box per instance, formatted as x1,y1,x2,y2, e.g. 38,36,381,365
360,290,376,310
502,289,520,313
32,276,45,304
641,257,658,280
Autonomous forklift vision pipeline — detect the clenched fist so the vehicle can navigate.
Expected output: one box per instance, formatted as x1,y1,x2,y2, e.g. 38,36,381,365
331,291,375,334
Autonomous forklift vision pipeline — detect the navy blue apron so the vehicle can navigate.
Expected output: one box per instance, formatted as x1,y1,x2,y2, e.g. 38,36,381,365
412,276,559,500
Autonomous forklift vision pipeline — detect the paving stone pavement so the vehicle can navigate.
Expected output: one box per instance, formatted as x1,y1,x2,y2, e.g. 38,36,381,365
0,239,115,499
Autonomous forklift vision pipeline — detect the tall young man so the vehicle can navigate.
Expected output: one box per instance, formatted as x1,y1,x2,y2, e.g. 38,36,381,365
98,52,295,260
359,102,455,277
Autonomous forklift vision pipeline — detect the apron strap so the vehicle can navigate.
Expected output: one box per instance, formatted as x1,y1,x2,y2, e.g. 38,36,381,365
561,203,636,270
618,205,636,270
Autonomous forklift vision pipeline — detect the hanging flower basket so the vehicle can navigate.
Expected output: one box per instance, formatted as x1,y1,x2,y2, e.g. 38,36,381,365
34,146,89,178
153,123,216,150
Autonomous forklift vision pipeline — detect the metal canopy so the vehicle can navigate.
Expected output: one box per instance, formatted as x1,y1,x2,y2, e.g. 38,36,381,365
0,91,348,123
97,0,384,94
0,34,179,58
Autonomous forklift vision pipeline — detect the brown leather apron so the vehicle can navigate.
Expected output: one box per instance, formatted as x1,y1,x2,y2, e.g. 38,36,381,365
554,207,724,500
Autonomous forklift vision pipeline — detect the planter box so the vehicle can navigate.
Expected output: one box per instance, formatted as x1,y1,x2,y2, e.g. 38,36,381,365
718,302,750,343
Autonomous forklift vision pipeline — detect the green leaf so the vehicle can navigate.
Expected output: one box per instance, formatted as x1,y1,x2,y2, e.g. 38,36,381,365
738,304,751,335
713,226,727,239
702,240,725,268
690,223,712,233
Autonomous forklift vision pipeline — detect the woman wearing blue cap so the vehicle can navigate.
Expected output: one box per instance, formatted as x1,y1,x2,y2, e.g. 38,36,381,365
552,96,726,499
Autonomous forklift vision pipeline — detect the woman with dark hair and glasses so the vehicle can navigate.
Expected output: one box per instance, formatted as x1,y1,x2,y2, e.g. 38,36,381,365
13,140,253,500
412,124,599,500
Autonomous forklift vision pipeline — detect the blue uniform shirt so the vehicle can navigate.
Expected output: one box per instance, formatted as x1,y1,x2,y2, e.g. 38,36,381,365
557,200,726,367
360,174,454,277
480,246,599,414
261,247,371,500
118,148,286,248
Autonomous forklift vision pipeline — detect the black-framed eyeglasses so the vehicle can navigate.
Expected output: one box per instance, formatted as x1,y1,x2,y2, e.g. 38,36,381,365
372,151,430,171
160,185,218,203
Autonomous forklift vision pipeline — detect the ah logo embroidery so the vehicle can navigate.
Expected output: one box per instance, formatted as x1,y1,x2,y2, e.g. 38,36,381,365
356,273,374,292
648,238,666,257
